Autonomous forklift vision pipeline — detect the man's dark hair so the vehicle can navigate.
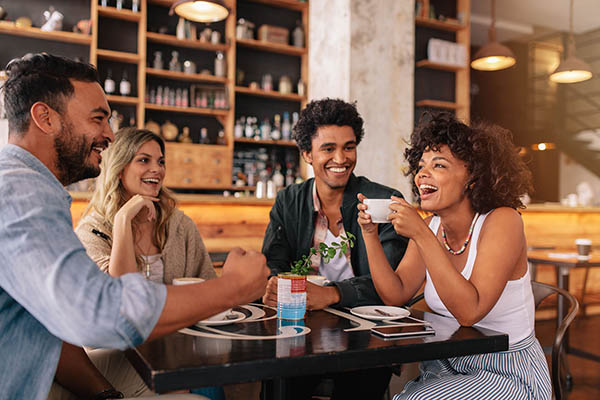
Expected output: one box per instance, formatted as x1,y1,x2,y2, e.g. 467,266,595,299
292,98,365,152
405,111,533,213
2,53,99,136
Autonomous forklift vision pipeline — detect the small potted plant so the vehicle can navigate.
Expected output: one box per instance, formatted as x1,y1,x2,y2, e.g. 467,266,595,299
278,232,355,320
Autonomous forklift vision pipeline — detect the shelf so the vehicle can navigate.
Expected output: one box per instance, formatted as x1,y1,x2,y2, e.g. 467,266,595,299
98,6,142,22
0,21,91,45
415,60,465,72
235,86,304,102
246,0,308,11
96,49,140,64
236,38,306,57
146,68,227,84
107,95,140,105
145,103,229,116
146,32,228,52
415,17,465,32
235,138,297,147
415,100,461,110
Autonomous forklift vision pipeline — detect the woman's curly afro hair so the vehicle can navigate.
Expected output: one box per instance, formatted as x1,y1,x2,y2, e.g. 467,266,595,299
405,112,533,213
292,98,364,152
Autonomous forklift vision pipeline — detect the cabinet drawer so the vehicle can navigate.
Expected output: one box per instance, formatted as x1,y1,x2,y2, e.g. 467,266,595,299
164,143,231,189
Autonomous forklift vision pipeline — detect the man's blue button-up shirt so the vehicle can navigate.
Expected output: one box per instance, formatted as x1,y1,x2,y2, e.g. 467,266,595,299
0,144,167,399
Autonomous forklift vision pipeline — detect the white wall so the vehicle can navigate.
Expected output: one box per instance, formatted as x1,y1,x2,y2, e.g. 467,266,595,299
0,119,8,148
309,0,415,199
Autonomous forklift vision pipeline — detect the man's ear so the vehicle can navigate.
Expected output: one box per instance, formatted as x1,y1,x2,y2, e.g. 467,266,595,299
302,150,312,164
30,102,60,135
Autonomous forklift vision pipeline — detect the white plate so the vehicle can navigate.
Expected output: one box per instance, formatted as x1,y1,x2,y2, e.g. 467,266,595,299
195,310,246,326
350,306,410,321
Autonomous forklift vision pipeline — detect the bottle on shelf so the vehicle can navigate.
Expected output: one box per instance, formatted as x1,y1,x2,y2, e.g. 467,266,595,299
132,0,139,13
217,129,226,145
292,20,305,48
176,17,186,40
271,114,282,140
155,86,163,105
168,88,176,106
297,78,305,97
128,113,136,128
214,52,226,78
244,117,255,138
100,0,108,8
260,118,271,140
116,0,123,10
109,110,120,133
182,88,189,107
285,162,295,187
282,112,291,141
169,51,181,72
175,88,182,107
104,69,115,95
119,71,131,96
292,112,299,128
199,127,210,144
179,126,193,143
152,51,163,70
272,164,285,191
234,117,244,139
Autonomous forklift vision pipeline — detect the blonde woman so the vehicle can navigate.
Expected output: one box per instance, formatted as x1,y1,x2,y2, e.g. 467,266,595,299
76,127,216,283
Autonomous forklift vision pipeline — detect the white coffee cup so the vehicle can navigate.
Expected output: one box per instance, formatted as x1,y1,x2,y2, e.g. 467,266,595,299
575,238,592,260
172,277,232,321
363,198,396,223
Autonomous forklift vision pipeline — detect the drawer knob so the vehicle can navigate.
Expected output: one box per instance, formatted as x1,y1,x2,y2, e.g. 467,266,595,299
184,177,192,184
214,159,221,165
214,178,221,184
184,157,193,163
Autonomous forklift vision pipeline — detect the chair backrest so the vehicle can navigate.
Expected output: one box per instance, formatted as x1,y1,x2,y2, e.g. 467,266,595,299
531,281,579,400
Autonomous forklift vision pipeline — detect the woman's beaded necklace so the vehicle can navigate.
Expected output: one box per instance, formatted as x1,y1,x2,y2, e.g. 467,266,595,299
441,212,480,255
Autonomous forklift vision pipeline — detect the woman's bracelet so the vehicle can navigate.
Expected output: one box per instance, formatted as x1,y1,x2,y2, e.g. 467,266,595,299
93,388,124,400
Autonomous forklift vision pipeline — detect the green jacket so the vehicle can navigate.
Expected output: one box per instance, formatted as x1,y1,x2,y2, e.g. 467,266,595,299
261,174,409,308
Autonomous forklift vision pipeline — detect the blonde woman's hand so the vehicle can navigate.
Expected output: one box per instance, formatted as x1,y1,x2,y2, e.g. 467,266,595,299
115,194,159,223
388,196,425,239
357,193,378,236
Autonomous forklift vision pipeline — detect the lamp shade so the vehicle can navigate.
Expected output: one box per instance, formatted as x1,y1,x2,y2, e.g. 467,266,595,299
549,42,593,83
169,0,229,23
471,41,516,71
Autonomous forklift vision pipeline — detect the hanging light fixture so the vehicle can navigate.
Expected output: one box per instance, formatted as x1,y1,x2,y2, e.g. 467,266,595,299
169,0,229,23
471,0,516,71
549,0,592,83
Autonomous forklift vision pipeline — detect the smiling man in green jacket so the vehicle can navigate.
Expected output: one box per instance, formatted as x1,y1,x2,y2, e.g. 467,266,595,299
261,98,409,400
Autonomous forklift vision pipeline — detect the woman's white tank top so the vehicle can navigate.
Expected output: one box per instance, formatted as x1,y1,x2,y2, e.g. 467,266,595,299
424,211,535,344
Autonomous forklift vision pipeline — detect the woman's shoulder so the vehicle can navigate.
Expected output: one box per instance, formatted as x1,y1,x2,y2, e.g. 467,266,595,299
481,207,524,234
75,211,108,232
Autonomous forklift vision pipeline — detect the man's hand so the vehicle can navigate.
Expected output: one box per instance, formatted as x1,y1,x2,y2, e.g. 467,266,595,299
306,282,340,310
262,276,278,307
262,278,341,310
221,247,270,305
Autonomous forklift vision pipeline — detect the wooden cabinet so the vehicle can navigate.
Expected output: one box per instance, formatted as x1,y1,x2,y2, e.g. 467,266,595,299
414,0,470,123
0,0,308,193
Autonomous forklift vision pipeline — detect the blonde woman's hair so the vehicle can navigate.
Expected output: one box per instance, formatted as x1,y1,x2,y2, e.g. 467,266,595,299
82,127,176,270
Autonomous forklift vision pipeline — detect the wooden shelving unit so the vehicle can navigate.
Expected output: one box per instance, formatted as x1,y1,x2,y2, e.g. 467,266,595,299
145,103,229,116
146,68,228,83
247,0,308,11
146,32,229,52
235,138,297,147
236,38,306,56
414,0,470,122
96,49,140,63
415,16,465,32
416,59,464,72
235,86,304,101
106,95,140,105
415,100,461,110
0,21,92,45
98,6,142,22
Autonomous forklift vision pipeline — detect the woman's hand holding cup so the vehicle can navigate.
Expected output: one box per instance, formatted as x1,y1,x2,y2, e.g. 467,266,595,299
388,196,426,239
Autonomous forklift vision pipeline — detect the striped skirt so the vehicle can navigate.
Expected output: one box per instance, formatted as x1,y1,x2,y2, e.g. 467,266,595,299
393,332,552,400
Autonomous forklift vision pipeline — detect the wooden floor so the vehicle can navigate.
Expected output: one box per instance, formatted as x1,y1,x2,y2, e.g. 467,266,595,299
536,315,600,400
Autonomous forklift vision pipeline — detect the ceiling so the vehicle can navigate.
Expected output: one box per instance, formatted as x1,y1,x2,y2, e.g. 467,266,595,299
470,0,600,46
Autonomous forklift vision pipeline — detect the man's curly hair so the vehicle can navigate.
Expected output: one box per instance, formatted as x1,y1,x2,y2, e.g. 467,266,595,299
405,112,533,213
292,98,365,152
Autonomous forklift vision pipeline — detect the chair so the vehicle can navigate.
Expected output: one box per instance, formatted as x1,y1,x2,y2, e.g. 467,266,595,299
531,281,579,400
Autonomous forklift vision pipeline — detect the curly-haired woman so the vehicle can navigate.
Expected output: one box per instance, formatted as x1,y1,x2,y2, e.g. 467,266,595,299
76,128,216,283
357,112,551,399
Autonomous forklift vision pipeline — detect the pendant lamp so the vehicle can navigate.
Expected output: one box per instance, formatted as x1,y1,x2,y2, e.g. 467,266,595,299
549,0,592,83
471,0,516,71
169,0,229,23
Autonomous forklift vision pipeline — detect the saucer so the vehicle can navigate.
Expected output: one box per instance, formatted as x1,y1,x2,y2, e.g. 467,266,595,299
350,306,410,321
196,310,246,326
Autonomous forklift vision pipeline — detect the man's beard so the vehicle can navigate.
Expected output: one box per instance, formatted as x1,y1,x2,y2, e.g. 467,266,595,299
54,118,101,186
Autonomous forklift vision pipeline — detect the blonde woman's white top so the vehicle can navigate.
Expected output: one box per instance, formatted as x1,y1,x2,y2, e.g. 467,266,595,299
424,211,535,344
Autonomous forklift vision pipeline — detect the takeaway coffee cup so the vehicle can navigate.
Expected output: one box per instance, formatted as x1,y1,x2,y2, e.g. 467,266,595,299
575,239,592,260
363,198,396,223
172,277,232,321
